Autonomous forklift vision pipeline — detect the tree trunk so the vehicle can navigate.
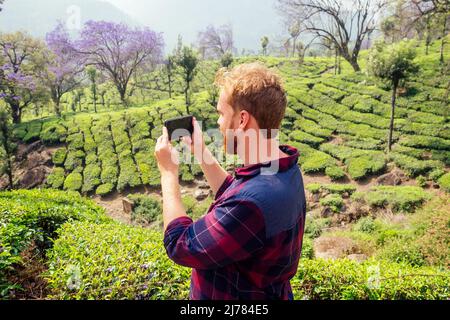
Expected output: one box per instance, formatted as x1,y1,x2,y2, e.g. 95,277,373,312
10,101,21,124
54,97,62,117
185,82,190,115
349,57,360,72
119,89,128,108
388,79,399,152
440,17,447,64
0,120,13,189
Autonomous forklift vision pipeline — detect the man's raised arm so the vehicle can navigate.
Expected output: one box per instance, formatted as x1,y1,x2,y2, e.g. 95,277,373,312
183,118,229,196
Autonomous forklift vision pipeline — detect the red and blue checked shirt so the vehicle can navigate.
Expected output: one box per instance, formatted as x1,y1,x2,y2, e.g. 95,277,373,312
164,145,307,300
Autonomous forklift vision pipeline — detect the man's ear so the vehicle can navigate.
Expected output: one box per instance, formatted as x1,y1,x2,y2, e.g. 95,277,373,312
239,110,251,129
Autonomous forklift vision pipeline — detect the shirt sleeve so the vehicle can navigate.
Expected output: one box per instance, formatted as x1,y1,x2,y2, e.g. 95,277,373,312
215,174,234,200
163,197,266,270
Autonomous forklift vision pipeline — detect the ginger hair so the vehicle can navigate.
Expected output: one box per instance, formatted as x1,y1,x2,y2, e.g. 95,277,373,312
215,62,287,137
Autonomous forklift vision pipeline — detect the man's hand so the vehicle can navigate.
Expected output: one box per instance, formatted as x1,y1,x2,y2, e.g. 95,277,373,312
155,127,180,176
181,117,205,161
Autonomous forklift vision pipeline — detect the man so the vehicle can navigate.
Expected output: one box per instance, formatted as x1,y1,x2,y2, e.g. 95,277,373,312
154,63,306,300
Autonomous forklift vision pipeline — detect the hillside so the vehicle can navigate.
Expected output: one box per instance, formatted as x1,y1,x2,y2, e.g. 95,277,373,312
1,38,449,300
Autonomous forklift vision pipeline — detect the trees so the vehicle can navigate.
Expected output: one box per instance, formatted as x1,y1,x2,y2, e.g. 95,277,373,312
277,0,387,71
77,21,164,106
175,46,199,114
288,21,301,57
45,23,86,117
197,24,234,60
86,67,98,113
261,36,269,56
0,108,15,189
0,32,46,123
368,40,419,151
0,0,4,12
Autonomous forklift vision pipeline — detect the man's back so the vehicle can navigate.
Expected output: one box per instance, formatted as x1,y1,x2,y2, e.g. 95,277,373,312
164,145,307,300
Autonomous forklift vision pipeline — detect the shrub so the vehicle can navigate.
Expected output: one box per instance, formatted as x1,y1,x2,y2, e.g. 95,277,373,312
52,149,67,166
376,240,426,267
46,167,66,189
325,166,346,180
291,258,449,300
127,194,162,225
354,217,376,234
305,217,331,238
416,175,427,188
40,122,67,144
22,121,42,143
46,221,190,300
301,236,315,259
351,186,430,212
66,133,84,151
0,189,108,298
437,173,450,192
306,183,321,194
64,172,83,192
320,194,344,213
64,150,85,171
346,154,386,180
82,164,101,193
96,183,114,196
321,184,357,195
428,168,445,182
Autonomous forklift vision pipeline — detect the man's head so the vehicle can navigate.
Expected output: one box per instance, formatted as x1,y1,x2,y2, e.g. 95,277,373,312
214,62,287,155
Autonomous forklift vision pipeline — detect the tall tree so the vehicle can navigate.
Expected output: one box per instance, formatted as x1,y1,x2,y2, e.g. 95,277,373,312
0,32,46,123
175,46,199,114
45,23,86,117
86,67,98,113
197,24,234,60
288,21,301,57
0,108,15,190
77,21,164,106
277,0,387,72
368,40,419,151
261,36,269,56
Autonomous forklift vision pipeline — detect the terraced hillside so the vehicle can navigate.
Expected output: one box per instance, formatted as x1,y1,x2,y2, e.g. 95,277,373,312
11,44,450,195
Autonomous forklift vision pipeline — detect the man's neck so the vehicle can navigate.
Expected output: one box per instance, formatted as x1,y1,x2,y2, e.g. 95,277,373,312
240,140,289,166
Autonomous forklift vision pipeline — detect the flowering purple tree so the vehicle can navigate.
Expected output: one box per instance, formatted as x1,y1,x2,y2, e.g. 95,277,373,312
45,23,86,117
197,24,235,59
77,21,164,105
0,32,46,123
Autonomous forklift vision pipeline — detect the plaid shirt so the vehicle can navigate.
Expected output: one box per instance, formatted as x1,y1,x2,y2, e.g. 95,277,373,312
164,145,307,300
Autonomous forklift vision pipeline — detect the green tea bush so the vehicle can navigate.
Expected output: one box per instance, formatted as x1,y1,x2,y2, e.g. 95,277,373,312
40,122,67,144
428,168,445,182
305,217,331,238
96,183,114,196
376,240,426,267
46,221,190,300
301,236,315,259
82,164,101,193
354,217,377,234
389,152,442,177
127,194,162,225
66,133,84,151
64,172,83,192
289,130,324,147
0,189,108,297
325,166,346,180
320,194,344,213
437,172,450,192
46,167,66,189
64,150,85,171
346,154,386,180
292,258,449,300
351,186,431,212
52,149,67,166
22,121,42,143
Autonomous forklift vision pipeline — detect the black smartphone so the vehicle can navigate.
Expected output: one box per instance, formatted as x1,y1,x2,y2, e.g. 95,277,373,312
164,115,194,141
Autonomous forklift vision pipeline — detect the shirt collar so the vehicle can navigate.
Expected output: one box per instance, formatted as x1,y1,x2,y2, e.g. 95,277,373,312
234,145,299,178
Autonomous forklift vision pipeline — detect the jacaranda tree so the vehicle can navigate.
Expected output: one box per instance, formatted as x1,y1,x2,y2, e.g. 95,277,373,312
77,21,164,106
0,31,47,123
45,23,86,117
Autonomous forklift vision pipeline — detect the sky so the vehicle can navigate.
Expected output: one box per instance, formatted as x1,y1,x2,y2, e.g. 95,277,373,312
99,0,286,52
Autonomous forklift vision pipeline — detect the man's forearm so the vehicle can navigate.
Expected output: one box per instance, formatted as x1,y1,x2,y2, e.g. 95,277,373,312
200,146,229,195
161,172,188,232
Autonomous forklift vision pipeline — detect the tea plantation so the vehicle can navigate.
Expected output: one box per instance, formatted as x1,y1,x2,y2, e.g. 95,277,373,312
1,39,449,300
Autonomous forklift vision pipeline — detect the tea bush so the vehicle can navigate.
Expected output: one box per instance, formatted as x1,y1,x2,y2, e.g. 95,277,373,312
351,186,431,212
45,221,190,300
291,258,449,300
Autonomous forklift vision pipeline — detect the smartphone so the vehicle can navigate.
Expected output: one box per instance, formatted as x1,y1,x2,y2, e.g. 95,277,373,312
164,115,194,141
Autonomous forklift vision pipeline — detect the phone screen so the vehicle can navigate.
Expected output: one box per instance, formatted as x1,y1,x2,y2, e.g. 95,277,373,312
164,115,194,141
